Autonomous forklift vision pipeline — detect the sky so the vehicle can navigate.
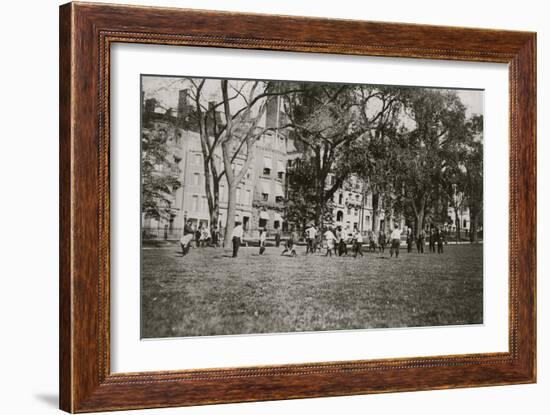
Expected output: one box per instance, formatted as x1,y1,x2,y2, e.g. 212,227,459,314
142,75,484,118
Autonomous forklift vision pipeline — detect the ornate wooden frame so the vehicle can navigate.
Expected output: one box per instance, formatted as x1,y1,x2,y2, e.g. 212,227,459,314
59,2,536,412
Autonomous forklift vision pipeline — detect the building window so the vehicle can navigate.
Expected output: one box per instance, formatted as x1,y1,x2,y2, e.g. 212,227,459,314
277,160,285,180
259,218,267,228
463,219,468,228
262,193,269,202
263,156,272,176
246,190,251,205
339,193,343,204
236,188,241,204
192,195,199,211
275,196,284,203
347,207,351,215
354,208,359,216
193,173,200,185
274,221,280,229
195,153,202,165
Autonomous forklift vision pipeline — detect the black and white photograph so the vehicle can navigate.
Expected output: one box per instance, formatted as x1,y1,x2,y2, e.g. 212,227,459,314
140,75,484,339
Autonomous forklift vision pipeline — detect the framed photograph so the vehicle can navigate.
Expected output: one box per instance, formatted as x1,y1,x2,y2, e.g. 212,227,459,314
59,2,536,412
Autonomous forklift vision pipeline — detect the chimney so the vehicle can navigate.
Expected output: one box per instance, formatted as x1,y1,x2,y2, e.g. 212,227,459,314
177,89,191,122
265,95,279,129
207,101,223,130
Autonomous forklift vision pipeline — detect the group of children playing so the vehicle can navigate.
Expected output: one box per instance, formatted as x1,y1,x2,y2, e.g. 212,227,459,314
271,224,446,259
183,219,447,259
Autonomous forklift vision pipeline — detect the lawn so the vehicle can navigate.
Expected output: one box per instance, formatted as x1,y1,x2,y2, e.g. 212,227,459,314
141,243,483,338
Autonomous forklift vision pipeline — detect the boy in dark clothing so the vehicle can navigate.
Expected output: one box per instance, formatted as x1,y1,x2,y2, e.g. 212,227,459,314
436,229,444,254
406,230,414,253
378,231,386,253
428,229,436,253
338,238,348,256
368,232,376,253
416,230,425,253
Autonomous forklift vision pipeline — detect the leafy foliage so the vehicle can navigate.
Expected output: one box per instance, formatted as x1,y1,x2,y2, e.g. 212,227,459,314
141,125,181,221
285,157,334,228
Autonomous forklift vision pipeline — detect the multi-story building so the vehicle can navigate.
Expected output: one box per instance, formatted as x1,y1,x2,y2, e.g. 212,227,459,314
141,91,255,236
327,174,401,235
446,206,472,232
142,90,293,239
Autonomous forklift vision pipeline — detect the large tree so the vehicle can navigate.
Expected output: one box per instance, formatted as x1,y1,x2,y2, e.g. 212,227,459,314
463,115,484,242
185,78,244,232
219,80,272,244
285,157,334,230
282,83,402,226
346,88,482,238
394,89,475,237
141,121,181,222
183,79,295,242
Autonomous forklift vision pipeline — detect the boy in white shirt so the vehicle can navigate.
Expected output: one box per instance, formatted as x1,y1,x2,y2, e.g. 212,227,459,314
389,225,402,258
231,222,244,258
259,227,267,255
324,227,336,257
305,225,317,254
352,228,364,258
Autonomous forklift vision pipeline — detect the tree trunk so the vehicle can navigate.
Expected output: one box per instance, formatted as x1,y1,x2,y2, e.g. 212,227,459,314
212,192,220,230
416,211,424,239
223,184,237,247
316,176,326,227
455,210,461,244
203,157,214,224
372,193,379,232
413,198,425,239
209,173,221,229
470,209,478,243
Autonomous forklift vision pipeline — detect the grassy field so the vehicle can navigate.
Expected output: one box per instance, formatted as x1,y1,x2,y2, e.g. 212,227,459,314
141,243,483,338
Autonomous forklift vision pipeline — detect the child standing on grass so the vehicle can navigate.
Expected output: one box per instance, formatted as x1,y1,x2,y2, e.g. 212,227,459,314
324,227,336,257
368,231,376,253
352,228,364,258
378,230,386,253
231,221,243,258
338,227,348,257
436,228,444,254
406,229,414,253
259,227,267,255
389,225,401,258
